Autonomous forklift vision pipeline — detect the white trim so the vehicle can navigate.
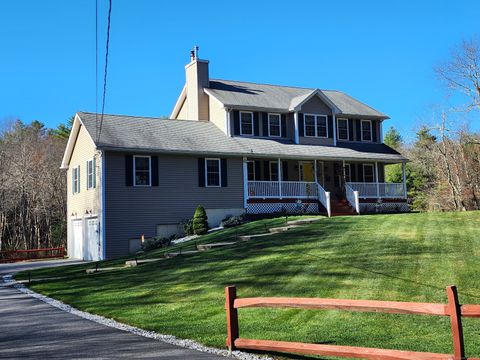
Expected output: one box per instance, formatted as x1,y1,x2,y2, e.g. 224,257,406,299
205,158,221,187
133,155,152,187
360,119,373,142
267,113,281,137
86,158,95,190
337,118,349,141
303,113,328,138
203,88,225,108
170,85,187,119
239,111,254,136
60,113,97,169
72,165,80,194
293,111,299,144
246,160,255,181
363,163,375,183
290,89,340,113
226,108,232,137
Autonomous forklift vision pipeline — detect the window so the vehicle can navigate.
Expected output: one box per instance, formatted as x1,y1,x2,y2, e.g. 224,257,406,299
345,163,351,182
134,156,151,186
240,111,254,136
337,118,349,140
247,160,255,181
361,120,372,142
363,164,375,183
269,161,279,181
72,166,80,194
268,113,281,137
206,158,221,187
304,114,328,138
87,159,95,189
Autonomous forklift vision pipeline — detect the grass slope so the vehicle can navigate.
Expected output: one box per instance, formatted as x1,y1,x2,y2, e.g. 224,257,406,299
19,212,480,358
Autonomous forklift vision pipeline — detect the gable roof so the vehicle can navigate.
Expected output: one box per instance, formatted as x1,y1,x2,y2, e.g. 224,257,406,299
64,112,406,164
205,79,389,119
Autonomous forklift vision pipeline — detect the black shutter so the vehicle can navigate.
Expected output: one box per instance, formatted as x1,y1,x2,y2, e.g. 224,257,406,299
356,119,361,141
298,113,304,137
254,160,261,181
263,161,270,181
350,164,356,182
253,112,260,136
198,158,205,187
125,155,133,186
151,156,159,186
327,115,333,138
348,119,354,141
221,158,228,187
262,113,268,136
282,160,288,181
358,164,364,182
281,114,287,138
372,121,378,142
233,111,240,135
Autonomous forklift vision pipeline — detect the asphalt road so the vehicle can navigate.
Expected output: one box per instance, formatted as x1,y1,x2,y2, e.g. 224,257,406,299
0,260,227,359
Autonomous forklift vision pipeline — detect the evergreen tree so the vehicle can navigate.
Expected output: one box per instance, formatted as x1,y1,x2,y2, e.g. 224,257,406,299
192,205,209,235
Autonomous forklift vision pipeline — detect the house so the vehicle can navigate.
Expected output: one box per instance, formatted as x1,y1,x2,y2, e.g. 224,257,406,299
61,48,408,261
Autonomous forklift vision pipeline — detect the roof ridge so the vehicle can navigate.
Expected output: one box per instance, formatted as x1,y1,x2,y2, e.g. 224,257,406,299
210,78,315,91
78,111,214,124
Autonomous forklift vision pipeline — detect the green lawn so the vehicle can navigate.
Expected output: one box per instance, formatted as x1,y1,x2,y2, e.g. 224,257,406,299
18,212,480,359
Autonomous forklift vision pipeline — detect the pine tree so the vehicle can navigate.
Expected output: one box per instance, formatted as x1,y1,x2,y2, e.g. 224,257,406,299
192,205,209,235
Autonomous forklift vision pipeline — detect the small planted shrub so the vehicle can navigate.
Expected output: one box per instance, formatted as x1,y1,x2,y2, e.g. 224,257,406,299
192,205,209,235
181,218,194,236
141,236,172,251
221,214,247,228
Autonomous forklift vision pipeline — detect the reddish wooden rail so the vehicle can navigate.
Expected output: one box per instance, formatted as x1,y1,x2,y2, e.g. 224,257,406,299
0,247,66,263
225,285,480,360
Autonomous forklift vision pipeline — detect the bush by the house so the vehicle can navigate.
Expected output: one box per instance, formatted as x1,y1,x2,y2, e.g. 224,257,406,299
141,236,173,251
192,205,209,235
221,214,248,228
181,218,194,236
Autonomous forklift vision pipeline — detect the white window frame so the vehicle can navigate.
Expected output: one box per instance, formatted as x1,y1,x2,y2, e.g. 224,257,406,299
361,119,373,142
267,113,282,137
304,114,328,138
205,158,221,187
247,160,255,181
269,161,279,181
240,111,254,136
72,166,80,194
87,159,95,190
133,155,152,187
363,164,375,183
337,118,349,141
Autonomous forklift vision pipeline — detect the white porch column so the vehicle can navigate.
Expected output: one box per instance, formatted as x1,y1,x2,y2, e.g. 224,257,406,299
277,158,282,198
314,160,318,183
332,113,337,146
242,157,248,208
402,161,407,198
294,112,299,144
375,161,380,198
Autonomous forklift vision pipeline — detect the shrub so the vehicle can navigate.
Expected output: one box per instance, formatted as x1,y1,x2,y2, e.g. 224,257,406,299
141,236,172,251
181,218,194,236
221,214,248,228
192,205,209,235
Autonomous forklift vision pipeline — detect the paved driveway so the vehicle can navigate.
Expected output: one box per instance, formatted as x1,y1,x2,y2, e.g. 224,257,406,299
0,260,227,359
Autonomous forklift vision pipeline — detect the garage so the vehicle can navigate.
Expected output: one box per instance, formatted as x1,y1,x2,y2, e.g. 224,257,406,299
71,219,83,259
70,218,101,261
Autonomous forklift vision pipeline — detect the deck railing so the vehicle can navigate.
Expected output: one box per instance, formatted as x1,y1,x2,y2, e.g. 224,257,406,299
248,181,319,198
347,182,406,199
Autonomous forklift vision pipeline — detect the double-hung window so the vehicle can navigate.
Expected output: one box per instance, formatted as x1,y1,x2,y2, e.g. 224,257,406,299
345,163,351,182
206,158,221,187
87,159,95,189
240,111,254,136
134,156,151,186
337,118,349,140
269,161,279,181
72,166,80,194
304,114,328,138
363,164,375,183
247,160,255,181
361,120,372,142
268,113,281,137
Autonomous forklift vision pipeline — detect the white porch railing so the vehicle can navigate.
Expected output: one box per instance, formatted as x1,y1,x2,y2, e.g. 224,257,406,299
345,183,360,214
317,182,331,217
346,182,406,199
248,181,319,198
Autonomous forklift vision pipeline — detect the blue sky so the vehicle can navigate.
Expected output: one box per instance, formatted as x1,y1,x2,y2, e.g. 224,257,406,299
1,0,479,140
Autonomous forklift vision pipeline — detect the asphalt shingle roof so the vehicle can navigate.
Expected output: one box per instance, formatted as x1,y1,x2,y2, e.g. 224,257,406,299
79,112,406,162
207,79,389,119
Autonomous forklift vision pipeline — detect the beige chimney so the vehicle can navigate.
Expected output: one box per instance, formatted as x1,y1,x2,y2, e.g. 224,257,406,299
185,46,210,120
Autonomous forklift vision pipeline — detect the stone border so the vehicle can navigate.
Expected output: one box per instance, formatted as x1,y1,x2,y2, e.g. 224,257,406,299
2,275,272,360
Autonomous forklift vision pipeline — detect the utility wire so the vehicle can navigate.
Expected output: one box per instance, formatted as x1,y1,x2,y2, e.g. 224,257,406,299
97,0,112,142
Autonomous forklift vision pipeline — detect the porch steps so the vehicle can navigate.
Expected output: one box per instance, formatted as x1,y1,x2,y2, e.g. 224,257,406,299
330,199,357,217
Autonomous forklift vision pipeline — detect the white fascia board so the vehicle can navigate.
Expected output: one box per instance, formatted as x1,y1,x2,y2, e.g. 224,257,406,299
170,85,187,119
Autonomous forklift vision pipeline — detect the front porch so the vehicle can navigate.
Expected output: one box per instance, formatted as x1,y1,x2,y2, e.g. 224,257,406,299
243,158,408,216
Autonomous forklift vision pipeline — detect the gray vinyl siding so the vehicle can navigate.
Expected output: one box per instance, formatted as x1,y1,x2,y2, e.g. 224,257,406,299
104,152,244,258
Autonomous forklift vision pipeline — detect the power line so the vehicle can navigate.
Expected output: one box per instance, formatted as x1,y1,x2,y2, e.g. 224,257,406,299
96,0,112,143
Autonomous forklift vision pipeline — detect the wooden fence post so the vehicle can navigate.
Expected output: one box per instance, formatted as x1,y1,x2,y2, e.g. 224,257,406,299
225,286,239,353
446,285,465,360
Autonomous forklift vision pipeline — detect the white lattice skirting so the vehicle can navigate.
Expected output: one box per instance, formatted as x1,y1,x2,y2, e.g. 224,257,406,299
246,202,320,214
359,202,409,214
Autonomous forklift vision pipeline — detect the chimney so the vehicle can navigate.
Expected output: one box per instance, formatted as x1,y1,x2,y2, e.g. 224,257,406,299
185,46,210,120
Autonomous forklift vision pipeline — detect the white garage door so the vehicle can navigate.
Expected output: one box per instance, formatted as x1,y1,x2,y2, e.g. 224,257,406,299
84,218,101,261
71,220,83,259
